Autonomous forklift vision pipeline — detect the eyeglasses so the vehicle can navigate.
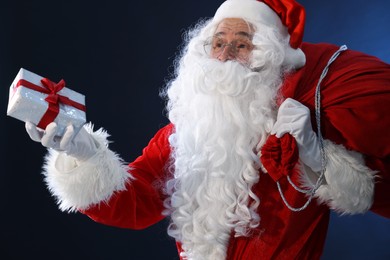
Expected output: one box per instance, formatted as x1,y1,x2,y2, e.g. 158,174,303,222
203,36,254,61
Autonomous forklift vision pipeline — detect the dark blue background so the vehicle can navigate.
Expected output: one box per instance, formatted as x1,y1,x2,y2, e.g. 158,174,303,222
1,0,389,259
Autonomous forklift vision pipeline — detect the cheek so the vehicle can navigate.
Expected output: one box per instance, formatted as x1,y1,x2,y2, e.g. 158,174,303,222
210,50,219,59
236,53,251,64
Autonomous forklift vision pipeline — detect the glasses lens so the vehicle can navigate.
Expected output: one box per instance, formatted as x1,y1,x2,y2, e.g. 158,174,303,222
204,36,253,60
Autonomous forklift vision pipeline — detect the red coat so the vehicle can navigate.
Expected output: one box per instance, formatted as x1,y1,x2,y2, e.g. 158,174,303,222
82,43,390,259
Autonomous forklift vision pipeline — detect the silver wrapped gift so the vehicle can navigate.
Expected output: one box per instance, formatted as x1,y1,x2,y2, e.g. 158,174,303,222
7,68,86,136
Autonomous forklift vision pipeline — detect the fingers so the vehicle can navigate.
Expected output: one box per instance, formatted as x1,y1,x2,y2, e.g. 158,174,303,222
25,121,80,153
280,98,304,109
25,122,43,142
271,119,292,138
272,98,310,138
272,113,300,136
278,99,310,118
59,124,76,150
41,122,61,149
26,121,61,149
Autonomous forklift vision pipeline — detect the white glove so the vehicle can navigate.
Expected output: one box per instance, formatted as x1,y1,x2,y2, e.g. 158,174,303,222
25,122,98,161
271,98,321,172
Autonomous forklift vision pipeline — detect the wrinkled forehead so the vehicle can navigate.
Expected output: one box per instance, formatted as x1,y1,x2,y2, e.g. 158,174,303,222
214,18,254,38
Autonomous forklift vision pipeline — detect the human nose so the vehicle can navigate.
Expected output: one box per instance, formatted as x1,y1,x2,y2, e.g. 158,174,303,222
217,44,235,62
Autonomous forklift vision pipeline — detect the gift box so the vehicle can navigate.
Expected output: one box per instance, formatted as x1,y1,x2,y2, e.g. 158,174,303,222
7,68,86,136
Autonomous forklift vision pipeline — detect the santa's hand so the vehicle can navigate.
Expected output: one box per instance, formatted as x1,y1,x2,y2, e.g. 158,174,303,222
271,98,321,172
25,122,98,161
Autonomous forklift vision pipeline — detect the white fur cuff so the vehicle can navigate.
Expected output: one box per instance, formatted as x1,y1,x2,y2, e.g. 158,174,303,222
42,124,132,212
314,140,376,214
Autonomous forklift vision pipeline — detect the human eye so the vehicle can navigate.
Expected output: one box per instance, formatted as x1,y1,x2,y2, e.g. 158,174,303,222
212,38,225,51
235,40,252,51
214,42,223,48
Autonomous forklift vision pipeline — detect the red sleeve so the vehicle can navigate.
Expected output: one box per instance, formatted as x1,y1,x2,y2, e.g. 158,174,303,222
82,124,174,229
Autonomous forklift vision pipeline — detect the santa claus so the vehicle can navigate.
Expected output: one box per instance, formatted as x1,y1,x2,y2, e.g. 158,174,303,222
25,0,390,259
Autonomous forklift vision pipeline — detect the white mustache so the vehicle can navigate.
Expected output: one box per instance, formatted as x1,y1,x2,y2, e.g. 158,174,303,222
197,59,257,97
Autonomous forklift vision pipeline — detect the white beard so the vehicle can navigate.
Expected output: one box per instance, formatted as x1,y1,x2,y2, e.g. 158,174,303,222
163,54,283,259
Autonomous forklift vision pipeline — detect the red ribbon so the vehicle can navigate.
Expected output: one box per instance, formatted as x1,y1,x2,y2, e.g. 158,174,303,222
260,134,299,182
15,78,86,129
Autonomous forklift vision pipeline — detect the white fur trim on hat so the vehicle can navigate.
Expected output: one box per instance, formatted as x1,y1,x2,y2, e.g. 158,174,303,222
42,123,132,212
214,0,285,34
213,0,306,69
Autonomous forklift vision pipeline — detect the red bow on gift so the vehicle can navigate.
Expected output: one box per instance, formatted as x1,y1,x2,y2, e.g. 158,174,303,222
260,133,299,182
16,77,86,129
41,78,66,105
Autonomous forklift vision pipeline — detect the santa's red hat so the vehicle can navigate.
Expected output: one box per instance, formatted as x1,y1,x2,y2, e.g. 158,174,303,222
213,0,306,69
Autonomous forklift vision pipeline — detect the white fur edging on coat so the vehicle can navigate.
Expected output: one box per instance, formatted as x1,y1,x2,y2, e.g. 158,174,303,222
306,140,376,214
42,123,132,212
